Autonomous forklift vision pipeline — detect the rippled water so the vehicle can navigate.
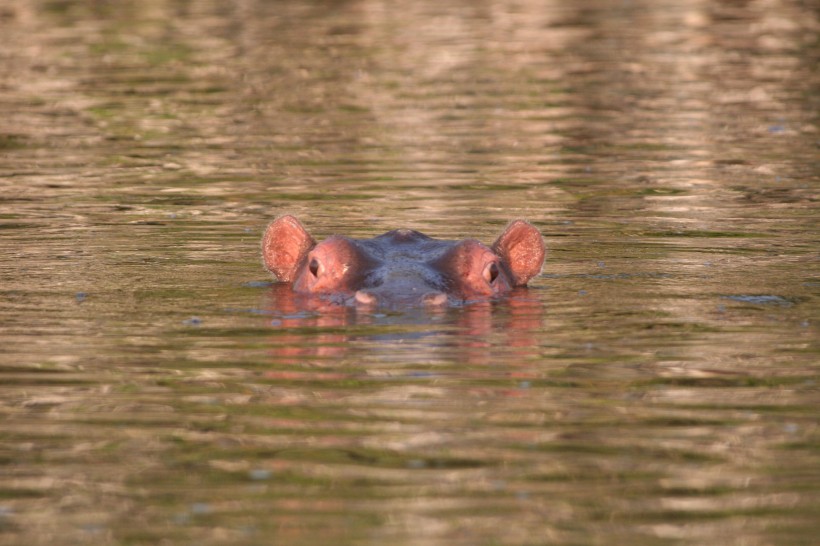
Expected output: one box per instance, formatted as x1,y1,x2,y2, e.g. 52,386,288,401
1,1,818,544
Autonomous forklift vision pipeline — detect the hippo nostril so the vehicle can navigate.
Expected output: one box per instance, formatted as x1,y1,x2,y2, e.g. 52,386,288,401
354,290,377,305
422,292,448,306
309,258,320,277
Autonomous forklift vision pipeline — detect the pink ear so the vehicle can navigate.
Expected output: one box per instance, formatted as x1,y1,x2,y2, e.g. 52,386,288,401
492,220,545,286
261,215,316,282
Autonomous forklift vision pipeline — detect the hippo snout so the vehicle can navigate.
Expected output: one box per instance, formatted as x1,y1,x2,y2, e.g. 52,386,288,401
354,288,449,307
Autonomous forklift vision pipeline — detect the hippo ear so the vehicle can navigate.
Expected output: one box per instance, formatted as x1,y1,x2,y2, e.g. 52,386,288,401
262,215,316,282
492,220,545,286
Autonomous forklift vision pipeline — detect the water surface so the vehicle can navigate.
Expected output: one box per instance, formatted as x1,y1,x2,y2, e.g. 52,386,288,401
1,1,818,545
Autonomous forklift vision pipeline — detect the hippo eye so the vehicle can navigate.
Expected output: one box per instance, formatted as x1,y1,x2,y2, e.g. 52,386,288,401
484,262,499,284
309,258,320,277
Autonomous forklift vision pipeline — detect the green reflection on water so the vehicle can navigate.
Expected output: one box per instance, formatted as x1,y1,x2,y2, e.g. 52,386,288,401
1,0,818,544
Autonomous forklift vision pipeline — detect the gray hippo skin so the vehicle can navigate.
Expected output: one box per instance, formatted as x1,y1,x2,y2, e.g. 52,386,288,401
262,215,545,307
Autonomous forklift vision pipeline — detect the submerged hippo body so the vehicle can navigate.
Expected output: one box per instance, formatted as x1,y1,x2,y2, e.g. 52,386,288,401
262,215,545,307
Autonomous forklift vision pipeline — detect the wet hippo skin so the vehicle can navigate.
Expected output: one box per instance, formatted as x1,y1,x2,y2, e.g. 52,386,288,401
262,215,546,307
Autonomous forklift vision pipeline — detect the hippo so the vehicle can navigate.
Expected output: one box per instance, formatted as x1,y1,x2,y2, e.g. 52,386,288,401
261,215,545,307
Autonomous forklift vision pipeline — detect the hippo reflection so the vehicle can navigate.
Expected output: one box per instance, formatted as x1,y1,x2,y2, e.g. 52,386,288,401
262,281,545,368
262,215,545,307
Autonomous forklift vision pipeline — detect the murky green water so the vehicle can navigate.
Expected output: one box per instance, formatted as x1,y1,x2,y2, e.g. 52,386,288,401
1,1,818,544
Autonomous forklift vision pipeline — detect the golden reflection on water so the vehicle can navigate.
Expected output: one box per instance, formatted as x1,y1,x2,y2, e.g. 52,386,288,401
0,0,818,545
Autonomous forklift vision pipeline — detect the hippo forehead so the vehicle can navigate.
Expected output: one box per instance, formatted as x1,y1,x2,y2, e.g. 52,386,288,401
355,229,458,262
340,229,461,289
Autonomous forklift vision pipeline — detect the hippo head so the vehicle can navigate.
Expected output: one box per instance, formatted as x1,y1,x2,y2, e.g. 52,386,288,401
262,215,545,307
